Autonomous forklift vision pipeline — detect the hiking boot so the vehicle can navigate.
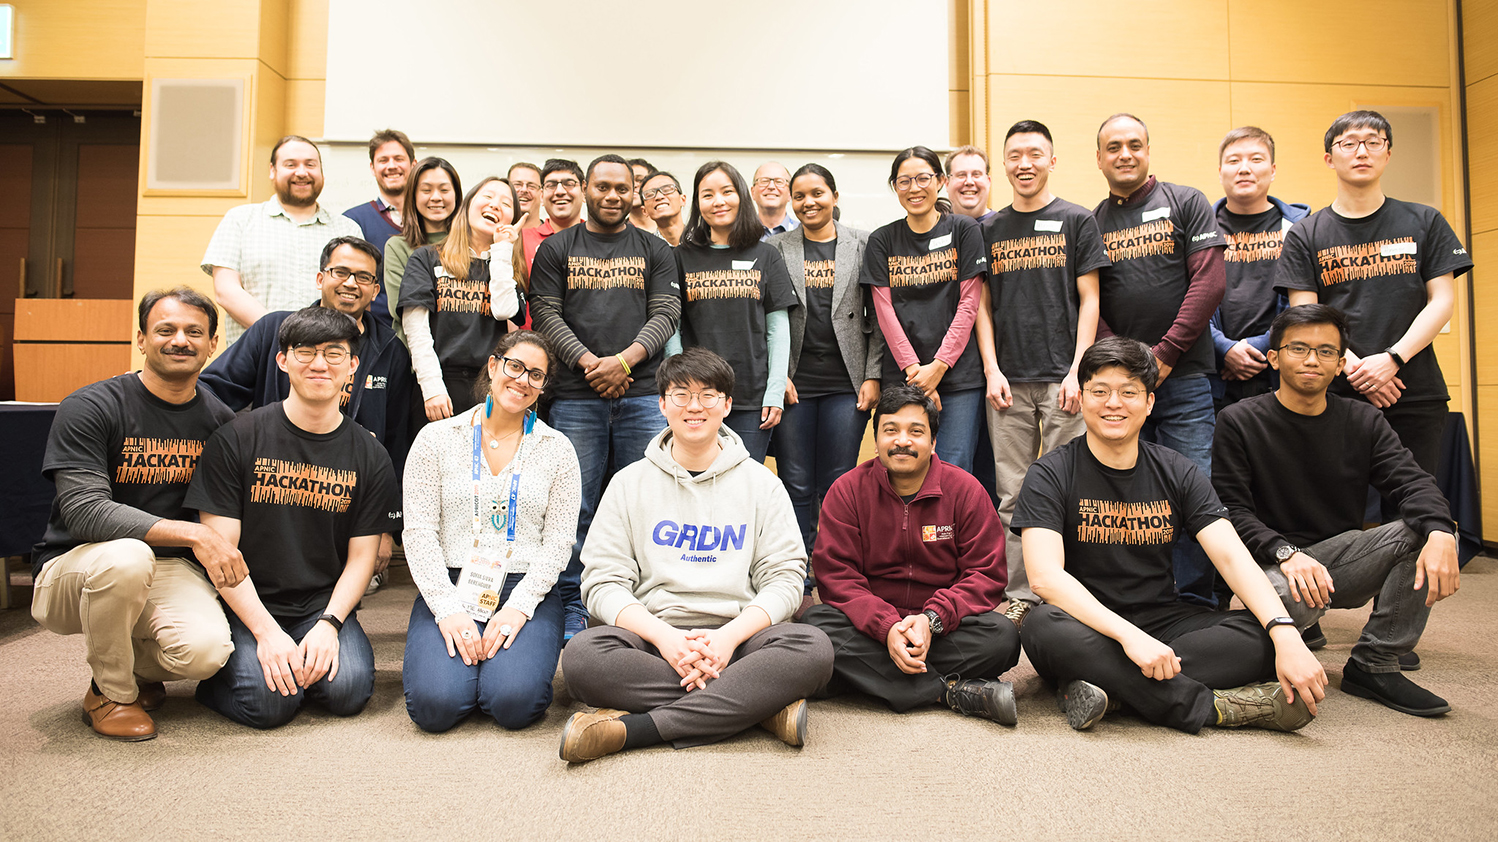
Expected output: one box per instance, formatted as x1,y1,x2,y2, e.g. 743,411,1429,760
1056,679,1113,731
1341,659,1449,716
758,699,808,746
1211,681,1314,732
1003,599,1035,629
1301,622,1327,650
942,675,1016,726
558,709,627,763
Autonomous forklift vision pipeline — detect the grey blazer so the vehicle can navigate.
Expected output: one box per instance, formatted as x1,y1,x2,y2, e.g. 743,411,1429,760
768,221,884,391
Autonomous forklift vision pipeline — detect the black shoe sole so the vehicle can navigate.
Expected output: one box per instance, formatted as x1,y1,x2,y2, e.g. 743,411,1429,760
1399,652,1421,671
1302,632,1327,650
1341,676,1450,717
1057,680,1108,731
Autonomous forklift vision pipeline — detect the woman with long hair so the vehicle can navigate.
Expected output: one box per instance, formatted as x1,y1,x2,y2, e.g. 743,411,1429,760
861,145,988,472
385,157,461,347
399,176,525,424
669,160,798,462
767,163,883,565
401,330,581,732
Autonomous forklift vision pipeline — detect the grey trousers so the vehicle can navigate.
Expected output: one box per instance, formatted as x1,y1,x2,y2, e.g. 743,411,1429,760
1261,521,1432,673
561,623,834,748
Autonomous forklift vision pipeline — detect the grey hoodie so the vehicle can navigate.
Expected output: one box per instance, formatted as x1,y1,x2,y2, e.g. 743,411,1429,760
580,424,806,628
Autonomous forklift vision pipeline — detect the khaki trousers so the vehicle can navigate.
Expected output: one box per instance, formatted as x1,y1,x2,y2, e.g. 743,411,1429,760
32,539,233,703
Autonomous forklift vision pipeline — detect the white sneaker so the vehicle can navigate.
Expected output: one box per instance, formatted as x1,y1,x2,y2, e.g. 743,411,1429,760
364,571,385,596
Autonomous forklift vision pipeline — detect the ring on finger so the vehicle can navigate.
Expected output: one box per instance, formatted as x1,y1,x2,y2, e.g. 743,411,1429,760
499,624,513,636
460,629,473,639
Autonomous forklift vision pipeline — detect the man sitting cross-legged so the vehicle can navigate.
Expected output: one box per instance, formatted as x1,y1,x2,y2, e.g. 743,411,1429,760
1213,304,1459,716
558,348,833,763
803,384,1020,725
1015,337,1327,733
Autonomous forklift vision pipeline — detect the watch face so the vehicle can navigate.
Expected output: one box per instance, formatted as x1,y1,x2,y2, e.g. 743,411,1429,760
1277,546,1296,560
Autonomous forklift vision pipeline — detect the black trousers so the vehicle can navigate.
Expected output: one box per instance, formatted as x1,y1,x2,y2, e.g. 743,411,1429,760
803,605,1021,712
1021,603,1275,733
1379,398,1448,521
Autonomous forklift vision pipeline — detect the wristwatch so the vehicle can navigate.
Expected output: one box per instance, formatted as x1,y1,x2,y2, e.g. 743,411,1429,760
1384,347,1406,368
1264,616,1296,632
1275,544,1302,563
922,609,944,635
318,613,344,632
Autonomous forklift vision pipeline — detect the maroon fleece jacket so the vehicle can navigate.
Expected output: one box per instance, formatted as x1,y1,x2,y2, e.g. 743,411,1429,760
811,455,1006,643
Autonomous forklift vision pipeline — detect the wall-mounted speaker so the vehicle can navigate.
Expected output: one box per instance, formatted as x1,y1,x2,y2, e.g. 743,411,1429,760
146,78,244,192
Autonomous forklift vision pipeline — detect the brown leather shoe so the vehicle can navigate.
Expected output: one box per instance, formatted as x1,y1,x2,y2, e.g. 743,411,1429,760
758,699,808,747
137,681,167,712
82,686,156,741
558,709,627,763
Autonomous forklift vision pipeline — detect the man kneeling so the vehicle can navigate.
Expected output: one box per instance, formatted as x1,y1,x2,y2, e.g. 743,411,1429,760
559,348,833,763
803,385,1019,724
1014,337,1327,732
186,308,402,728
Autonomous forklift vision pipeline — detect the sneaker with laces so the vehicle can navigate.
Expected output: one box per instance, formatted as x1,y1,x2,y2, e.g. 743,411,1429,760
942,675,1017,726
1003,599,1035,629
558,709,628,763
1211,681,1314,731
1056,679,1113,730
1341,659,1448,716
758,699,808,746
563,610,588,643
364,571,385,596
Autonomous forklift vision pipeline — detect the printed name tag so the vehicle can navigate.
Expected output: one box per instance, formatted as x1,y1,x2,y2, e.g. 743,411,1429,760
1381,242,1418,257
928,233,953,250
1141,207,1171,223
1034,219,1063,233
732,260,757,270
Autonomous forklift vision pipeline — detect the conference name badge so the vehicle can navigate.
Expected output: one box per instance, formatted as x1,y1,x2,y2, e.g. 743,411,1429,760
1034,219,1063,232
456,555,506,622
1381,241,1418,257
928,233,953,250
732,259,757,270
1141,207,1171,223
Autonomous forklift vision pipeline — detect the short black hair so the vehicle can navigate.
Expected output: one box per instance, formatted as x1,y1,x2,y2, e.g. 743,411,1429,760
657,347,735,399
1324,110,1393,154
791,163,837,193
873,384,940,438
1005,119,1054,147
642,170,682,194
277,305,360,358
138,286,218,337
1078,337,1158,393
586,153,632,183
541,158,584,184
1270,304,1350,353
319,235,381,270
474,329,556,404
683,161,765,251
626,157,658,176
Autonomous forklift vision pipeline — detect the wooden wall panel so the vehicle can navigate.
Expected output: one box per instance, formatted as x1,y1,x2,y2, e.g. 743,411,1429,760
1479,385,1498,535
1472,230,1498,386
1228,0,1450,87
1464,0,1498,84
0,0,146,81
144,0,262,60
986,1,1230,80
1467,75,1498,234
258,0,290,78
72,229,138,300
14,299,133,341
986,76,1232,208
285,79,326,139
14,345,133,402
132,215,223,292
286,0,330,80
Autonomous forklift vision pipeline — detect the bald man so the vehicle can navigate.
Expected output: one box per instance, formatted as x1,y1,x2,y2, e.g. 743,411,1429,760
752,162,799,240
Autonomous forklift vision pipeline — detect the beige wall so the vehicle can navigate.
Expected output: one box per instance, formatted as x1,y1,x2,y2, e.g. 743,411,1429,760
0,0,146,80
1465,0,1497,539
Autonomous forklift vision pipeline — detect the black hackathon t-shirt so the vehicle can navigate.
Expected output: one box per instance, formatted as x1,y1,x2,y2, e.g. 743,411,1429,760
33,374,235,575
1093,181,1224,378
861,213,988,391
794,237,855,397
185,404,402,618
1011,436,1228,611
1217,205,1286,388
1274,198,1472,403
398,247,526,371
676,241,798,412
983,198,1111,382
529,224,680,400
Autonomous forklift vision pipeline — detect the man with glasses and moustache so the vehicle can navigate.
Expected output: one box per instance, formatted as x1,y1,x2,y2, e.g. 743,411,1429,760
752,162,799,239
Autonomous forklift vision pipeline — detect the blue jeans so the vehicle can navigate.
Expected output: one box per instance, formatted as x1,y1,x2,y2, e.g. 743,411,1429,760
547,395,667,620
723,410,773,463
1140,373,1217,607
403,571,565,732
932,387,984,474
196,607,375,729
772,392,869,560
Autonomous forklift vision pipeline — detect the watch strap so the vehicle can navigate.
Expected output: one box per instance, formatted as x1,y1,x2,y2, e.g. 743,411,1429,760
318,613,344,632
1264,616,1296,632
922,609,944,636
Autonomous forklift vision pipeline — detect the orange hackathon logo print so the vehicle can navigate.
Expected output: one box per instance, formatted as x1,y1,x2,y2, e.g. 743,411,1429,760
250,458,357,513
1076,499,1174,545
1315,238,1417,286
804,260,836,289
434,267,491,316
1224,229,1284,263
990,234,1067,274
567,256,647,290
116,438,204,484
1102,220,1175,262
887,250,957,288
685,270,761,301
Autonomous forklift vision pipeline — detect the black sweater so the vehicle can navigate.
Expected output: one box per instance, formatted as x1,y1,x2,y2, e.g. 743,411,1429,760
1211,393,1454,564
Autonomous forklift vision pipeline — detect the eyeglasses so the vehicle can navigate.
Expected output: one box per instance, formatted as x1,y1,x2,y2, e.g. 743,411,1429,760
1085,386,1146,402
511,180,540,193
1277,343,1342,361
752,177,789,189
949,170,988,182
289,345,350,364
543,178,580,192
324,265,378,287
665,390,723,408
495,355,548,388
1331,136,1388,153
894,172,940,192
642,184,680,200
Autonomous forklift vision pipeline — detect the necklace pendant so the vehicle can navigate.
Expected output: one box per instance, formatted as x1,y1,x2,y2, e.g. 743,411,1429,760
487,439,500,450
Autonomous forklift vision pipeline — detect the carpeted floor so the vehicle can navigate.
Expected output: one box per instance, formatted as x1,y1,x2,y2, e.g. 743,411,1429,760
2,559,1495,841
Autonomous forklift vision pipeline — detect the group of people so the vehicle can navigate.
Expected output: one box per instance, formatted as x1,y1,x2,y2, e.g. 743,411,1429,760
31,109,1467,761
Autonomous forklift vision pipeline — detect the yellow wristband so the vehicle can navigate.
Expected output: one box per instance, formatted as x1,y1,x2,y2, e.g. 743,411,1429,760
615,353,632,375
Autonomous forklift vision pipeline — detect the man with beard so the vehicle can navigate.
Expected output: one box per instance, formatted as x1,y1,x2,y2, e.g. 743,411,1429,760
203,136,362,345
509,162,545,230
342,129,414,328
529,154,681,641
31,288,239,741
